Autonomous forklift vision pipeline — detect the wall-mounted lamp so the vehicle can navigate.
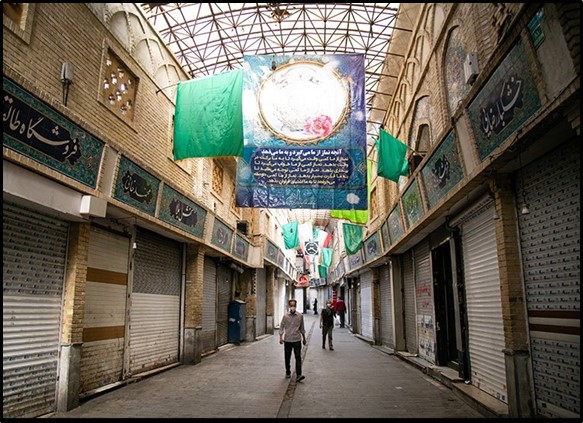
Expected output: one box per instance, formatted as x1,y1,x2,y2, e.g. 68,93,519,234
60,62,74,106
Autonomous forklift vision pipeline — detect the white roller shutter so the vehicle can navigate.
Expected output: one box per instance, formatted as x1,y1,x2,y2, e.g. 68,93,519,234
518,140,579,418
403,251,418,354
201,258,217,353
3,202,68,418
379,264,394,348
461,202,508,403
216,263,231,346
360,271,374,340
129,228,181,376
256,268,267,336
415,240,435,364
80,226,130,396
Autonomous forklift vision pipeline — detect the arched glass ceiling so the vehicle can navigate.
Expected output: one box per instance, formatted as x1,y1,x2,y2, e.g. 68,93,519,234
140,3,406,226
141,2,402,147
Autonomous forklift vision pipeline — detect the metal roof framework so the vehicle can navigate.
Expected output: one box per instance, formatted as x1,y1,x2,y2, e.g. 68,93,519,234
140,3,404,225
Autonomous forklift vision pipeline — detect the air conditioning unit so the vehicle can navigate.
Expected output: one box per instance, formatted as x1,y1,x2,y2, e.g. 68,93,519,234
463,52,479,85
236,220,249,235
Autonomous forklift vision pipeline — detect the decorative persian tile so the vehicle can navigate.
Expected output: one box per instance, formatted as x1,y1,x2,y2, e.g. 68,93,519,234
113,155,159,216
266,240,279,263
402,179,423,228
381,220,390,251
364,231,381,263
468,40,542,161
388,205,405,243
211,217,233,253
232,235,249,261
159,184,206,238
3,77,104,188
421,131,464,209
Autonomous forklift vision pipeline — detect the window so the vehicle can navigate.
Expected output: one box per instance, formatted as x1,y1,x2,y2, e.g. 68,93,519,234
101,50,138,122
212,161,223,195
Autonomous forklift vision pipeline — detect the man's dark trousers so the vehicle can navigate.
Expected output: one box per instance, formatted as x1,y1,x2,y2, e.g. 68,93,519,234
284,340,302,376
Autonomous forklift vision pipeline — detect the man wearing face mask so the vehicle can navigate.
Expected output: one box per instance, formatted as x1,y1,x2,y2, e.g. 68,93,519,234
320,300,336,350
279,299,307,382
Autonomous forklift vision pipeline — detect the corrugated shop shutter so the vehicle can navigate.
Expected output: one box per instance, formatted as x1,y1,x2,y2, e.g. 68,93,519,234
216,263,231,346
3,202,68,418
201,258,217,353
415,240,435,364
360,270,374,340
379,264,394,348
256,268,267,336
460,201,508,403
129,228,181,376
518,140,580,418
80,226,130,396
403,251,418,354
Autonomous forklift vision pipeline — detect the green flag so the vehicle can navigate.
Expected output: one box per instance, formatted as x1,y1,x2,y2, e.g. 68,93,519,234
173,69,244,159
320,247,333,267
343,223,364,255
330,159,372,224
318,265,328,278
376,128,408,182
282,221,299,249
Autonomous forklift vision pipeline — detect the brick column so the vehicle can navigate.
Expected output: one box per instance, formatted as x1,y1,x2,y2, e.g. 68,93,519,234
490,177,534,418
183,244,205,364
57,222,90,412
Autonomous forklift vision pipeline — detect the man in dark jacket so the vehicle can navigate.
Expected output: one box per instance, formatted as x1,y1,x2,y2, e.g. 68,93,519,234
335,296,346,328
319,300,336,350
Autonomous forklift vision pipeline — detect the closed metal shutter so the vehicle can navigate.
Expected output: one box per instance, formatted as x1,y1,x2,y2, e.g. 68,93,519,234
129,228,181,376
518,140,580,418
403,251,418,354
202,258,217,353
415,240,435,364
80,226,130,395
3,202,68,418
256,268,267,336
461,202,507,403
360,271,374,340
379,264,394,348
216,263,231,346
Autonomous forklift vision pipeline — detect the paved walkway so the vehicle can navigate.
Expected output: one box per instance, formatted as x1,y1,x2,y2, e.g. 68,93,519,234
52,313,485,419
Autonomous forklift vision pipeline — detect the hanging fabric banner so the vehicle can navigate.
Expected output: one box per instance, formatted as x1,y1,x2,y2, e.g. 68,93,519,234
173,69,244,159
282,221,299,249
236,54,367,209
343,223,364,255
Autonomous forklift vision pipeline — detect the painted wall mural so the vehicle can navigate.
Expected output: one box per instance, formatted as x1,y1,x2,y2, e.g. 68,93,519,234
210,217,233,253
402,179,424,228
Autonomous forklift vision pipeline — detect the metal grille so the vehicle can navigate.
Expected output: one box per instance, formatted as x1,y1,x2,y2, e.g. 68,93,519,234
403,251,418,354
80,227,129,395
216,264,231,346
130,228,181,375
518,139,580,418
379,264,394,348
202,258,217,353
414,240,434,364
3,202,68,418
360,271,374,340
461,203,507,403
256,268,267,336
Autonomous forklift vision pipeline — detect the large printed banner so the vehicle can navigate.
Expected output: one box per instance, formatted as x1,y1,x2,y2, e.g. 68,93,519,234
236,54,367,210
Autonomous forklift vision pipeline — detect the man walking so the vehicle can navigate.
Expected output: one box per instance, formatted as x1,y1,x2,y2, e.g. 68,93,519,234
279,299,307,382
320,300,335,350
335,296,347,328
